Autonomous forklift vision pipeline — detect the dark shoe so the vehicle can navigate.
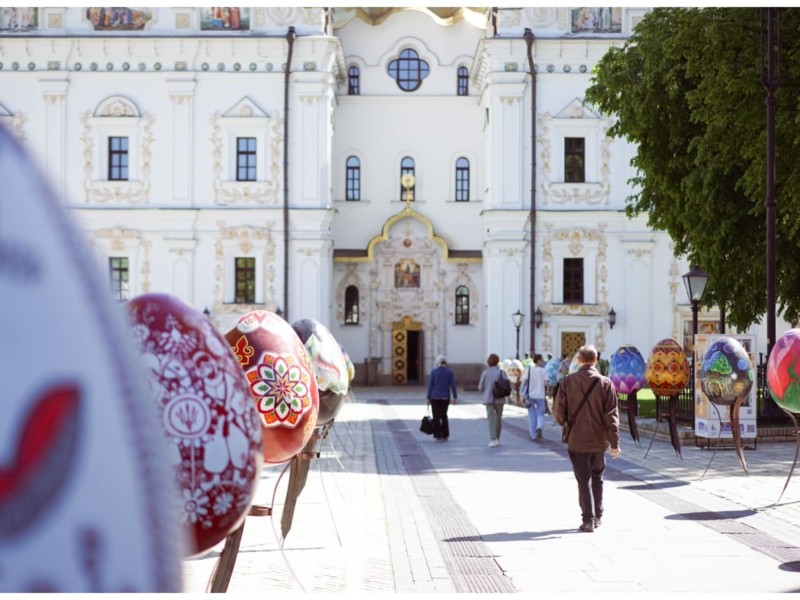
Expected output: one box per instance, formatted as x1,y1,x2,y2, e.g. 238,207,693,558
594,517,602,528
535,428,543,440
579,521,594,533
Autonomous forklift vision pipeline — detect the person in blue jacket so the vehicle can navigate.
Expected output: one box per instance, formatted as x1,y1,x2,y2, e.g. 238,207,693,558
426,355,458,442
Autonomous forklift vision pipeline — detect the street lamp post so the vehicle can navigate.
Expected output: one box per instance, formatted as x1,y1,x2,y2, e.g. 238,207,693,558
682,265,709,413
512,310,525,360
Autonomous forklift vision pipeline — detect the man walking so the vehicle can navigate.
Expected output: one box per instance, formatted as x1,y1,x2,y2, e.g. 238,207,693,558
555,345,620,532
520,353,547,440
426,355,458,442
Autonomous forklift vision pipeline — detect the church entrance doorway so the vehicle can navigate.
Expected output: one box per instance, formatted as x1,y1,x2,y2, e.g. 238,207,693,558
392,316,424,386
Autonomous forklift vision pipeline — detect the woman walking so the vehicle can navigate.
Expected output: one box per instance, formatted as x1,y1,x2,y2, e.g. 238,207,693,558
478,353,509,447
426,355,458,442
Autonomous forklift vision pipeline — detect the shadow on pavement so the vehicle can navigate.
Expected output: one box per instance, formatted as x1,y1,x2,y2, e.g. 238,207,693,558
665,509,757,521
444,529,574,542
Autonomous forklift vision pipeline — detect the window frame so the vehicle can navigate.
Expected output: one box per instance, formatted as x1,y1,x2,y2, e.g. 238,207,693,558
563,257,584,304
109,256,129,301
400,156,415,201
564,136,586,183
455,285,470,325
236,137,257,182
455,157,470,202
108,136,129,181
234,256,257,304
346,155,361,201
388,48,429,92
457,66,469,96
348,65,360,95
344,285,359,324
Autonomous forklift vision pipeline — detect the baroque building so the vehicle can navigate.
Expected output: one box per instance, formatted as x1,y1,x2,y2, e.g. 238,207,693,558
0,6,780,386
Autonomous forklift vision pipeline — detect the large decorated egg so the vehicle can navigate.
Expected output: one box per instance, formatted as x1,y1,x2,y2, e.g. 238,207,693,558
225,310,319,464
127,293,264,555
557,357,571,381
0,127,183,592
292,318,349,425
700,336,754,406
341,346,356,382
645,338,690,396
609,345,646,394
767,329,800,413
544,357,560,386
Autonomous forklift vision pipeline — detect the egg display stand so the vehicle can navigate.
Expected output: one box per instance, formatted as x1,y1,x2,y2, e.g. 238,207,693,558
206,433,323,593
644,394,682,459
776,408,800,504
622,390,641,444
700,397,749,479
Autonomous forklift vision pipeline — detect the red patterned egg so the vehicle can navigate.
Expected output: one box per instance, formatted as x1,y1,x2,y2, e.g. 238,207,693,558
767,328,800,413
126,293,263,556
646,338,690,396
224,310,319,464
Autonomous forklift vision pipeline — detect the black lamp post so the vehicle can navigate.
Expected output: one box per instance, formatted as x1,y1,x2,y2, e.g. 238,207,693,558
683,265,709,410
512,309,525,360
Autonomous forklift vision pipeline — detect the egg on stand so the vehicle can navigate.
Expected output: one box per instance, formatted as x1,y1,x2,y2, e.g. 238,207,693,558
644,338,690,458
608,345,647,444
767,329,800,502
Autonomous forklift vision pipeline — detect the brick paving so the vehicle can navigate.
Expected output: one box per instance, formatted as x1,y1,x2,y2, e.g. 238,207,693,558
182,386,800,595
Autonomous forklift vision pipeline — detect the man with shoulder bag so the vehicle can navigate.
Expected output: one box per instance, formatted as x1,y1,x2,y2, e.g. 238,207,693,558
520,353,548,440
555,345,620,533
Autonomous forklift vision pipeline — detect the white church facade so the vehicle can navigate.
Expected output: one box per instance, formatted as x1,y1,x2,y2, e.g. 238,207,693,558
0,6,779,386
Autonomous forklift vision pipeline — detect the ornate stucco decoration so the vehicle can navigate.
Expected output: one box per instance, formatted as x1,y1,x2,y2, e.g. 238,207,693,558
0,103,27,145
537,99,612,207
539,222,610,324
210,99,283,205
213,223,277,315
525,7,560,29
91,227,151,293
333,7,487,28
81,96,154,204
449,264,480,325
335,264,366,324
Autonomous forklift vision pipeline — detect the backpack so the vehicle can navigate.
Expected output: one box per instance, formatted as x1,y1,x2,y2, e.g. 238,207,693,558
492,374,511,399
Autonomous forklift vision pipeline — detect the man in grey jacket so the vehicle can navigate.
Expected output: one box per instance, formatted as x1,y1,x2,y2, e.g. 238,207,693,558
555,345,621,533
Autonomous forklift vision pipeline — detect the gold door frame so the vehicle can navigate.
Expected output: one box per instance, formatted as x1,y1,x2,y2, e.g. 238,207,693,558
392,315,423,386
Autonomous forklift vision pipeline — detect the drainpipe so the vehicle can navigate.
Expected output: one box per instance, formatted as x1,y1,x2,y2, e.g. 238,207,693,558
524,27,537,353
283,26,296,321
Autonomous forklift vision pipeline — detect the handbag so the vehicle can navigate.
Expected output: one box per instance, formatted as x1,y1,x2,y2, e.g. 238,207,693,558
561,378,600,444
420,405,434,435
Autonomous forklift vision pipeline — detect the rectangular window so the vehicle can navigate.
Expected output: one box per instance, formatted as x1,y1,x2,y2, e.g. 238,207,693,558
563,257,584,304
108,136,129,181
346,159,361,201
455,295,469,324
564,137,585,183
236,137,257,182
234,257,256,304
455,160,469,202
109,256,129,301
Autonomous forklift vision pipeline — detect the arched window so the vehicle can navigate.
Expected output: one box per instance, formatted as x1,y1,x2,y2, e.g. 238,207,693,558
455,286,469,324
457,66,469,96
400,156,415,201
345,285,359,324
348,65,360,95
387,48,430,92
346,156,360,201
455,157,469,202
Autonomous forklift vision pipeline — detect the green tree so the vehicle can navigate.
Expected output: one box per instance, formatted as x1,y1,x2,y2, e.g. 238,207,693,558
585,8,800,331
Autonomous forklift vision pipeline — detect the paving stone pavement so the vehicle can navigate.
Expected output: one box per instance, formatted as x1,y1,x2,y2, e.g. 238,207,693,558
182,386,800,596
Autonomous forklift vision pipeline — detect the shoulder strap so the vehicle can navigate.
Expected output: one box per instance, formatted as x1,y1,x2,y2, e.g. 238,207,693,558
567,377,600,422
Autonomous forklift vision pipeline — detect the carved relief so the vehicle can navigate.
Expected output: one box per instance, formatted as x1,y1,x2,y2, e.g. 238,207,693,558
499,9,522,28
91,228,151,292
0,110,27,145
212,223,277,315
526,7,559,28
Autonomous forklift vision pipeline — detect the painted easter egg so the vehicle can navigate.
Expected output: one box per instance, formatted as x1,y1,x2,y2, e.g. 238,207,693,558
0,127,183,592
341,346,356,382
767,329,800,413
609,345,646,394
646,338,690,396
700,336,754,406
126,293,264,555
292,318,349,426
545,357,560,386
569,352,581,375
557,358,571,381
225,310,319,464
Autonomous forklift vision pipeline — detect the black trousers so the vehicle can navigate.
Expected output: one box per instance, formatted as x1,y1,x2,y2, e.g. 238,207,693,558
430,399,451,439
567,450,606,523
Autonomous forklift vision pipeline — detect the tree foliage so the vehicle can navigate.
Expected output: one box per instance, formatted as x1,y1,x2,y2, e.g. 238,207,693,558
585,8,800,330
